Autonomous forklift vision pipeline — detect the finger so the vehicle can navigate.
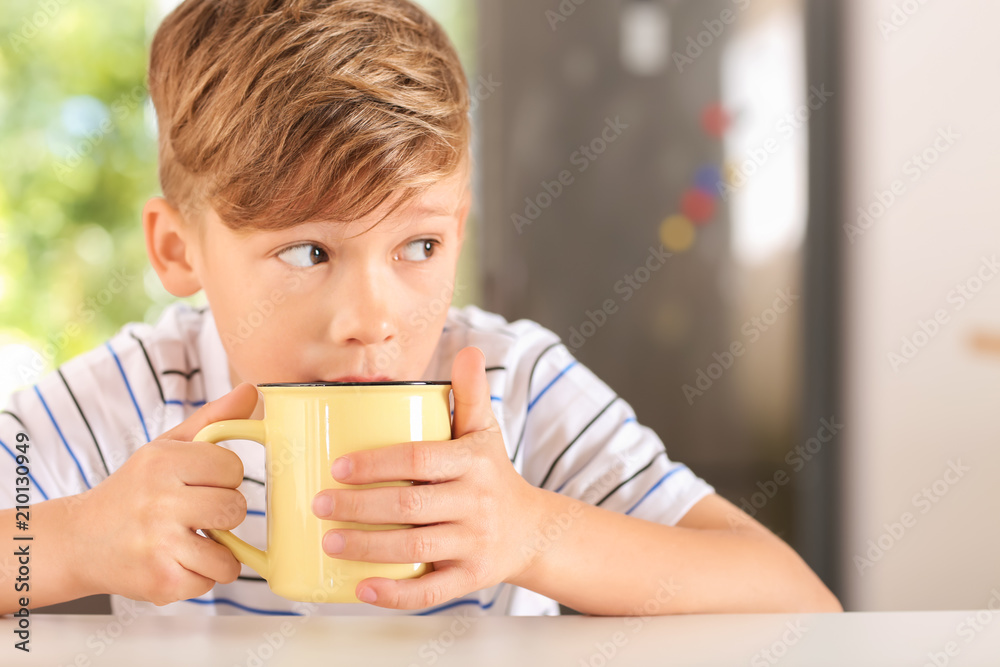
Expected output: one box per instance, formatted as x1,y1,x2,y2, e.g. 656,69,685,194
313,482,455,525
170,442,245,488
151,561,217,606
178,486,247,530
356,565,475,610
176,532,243,587
332,439,474,485
158,382,260,442
450,347,498,439
321,524,464,564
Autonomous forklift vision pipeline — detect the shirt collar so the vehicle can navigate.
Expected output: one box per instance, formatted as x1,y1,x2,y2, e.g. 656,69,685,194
196,308,233,403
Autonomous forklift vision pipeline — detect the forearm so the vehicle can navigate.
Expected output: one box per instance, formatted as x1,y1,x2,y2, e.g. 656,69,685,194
1,497,95,615
509,490,842,616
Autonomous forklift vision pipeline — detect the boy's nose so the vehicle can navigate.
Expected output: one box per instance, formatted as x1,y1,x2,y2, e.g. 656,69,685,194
328,281,398,346
343,318,395,346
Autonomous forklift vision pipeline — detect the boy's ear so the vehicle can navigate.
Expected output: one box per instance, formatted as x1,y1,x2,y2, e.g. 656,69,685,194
143,197,202,297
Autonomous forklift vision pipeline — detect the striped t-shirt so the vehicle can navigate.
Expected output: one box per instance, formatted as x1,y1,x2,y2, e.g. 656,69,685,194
0,303,714,617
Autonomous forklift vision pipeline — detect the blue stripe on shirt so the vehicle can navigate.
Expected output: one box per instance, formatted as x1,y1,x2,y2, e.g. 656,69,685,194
106,342,150,443
183,596,303,616
33,386,91,490
0,436,50,501
412,583,506,616
527,361,578,413
625,464,688,516
165,400,207,408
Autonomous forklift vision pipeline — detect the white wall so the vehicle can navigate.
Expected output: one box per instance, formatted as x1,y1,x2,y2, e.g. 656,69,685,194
842,0,1000,610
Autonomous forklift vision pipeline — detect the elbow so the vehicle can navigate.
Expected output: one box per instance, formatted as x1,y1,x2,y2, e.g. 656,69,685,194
816,590,845,614
793,583,844,614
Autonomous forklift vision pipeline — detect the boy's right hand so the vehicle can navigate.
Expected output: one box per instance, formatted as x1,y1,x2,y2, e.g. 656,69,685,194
72,383,259,606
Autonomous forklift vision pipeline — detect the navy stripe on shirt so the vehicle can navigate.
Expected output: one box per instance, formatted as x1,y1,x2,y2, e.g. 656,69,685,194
538,395,619,490
509,342,562,463
57,367,110,478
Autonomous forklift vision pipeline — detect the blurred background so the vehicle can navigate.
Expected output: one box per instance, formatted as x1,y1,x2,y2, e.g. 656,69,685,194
1,0,998,613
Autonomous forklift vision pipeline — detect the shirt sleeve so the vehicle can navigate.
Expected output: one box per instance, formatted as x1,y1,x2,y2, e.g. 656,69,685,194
0,367,107,506
0,328,173,508
503,325,715,527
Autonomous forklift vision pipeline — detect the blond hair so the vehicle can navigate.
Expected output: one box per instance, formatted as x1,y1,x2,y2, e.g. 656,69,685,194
148,0,470,229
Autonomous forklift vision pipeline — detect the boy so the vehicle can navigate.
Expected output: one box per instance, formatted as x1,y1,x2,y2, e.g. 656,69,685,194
0,0,841,617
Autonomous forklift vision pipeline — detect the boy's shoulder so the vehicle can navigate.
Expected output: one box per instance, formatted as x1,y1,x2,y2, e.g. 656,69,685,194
444,304,561,347
439,304,583,400
61,303,209,381
441,304,569,373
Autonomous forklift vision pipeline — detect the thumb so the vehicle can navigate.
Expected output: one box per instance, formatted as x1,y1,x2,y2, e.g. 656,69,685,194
451,346,497,439
157,382,260,442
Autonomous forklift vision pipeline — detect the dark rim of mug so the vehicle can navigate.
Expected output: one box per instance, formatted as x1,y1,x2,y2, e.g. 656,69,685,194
256,381,452,388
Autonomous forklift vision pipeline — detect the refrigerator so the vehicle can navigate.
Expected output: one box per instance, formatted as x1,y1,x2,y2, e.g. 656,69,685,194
476,0,842,595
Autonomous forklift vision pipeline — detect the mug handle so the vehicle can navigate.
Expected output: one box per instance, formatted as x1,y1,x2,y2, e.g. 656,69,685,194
193,420,269,580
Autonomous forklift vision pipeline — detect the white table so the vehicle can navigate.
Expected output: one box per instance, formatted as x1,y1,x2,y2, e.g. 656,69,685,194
4,611,1000,666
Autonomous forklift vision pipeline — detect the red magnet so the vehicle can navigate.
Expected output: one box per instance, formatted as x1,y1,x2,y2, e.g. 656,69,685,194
681,189,715,224
700,103,731,138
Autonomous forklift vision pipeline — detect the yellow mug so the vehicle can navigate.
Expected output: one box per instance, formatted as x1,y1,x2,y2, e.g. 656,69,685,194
193,381,452,603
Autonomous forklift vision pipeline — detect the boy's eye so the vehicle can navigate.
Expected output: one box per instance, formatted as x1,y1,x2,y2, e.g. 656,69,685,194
396,239,439,263
278,244,329,267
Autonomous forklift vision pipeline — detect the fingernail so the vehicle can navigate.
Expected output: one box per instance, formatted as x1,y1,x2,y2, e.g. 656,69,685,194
323,532,345,555
331,457,352,480
358,586,377,603
312,494,333,517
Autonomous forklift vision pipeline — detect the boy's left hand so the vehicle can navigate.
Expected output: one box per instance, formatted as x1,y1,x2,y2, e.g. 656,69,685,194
311,346,546,610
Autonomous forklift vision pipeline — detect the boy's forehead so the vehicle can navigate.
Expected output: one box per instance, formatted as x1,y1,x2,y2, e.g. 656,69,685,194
202,168,469,237
356,171,471,227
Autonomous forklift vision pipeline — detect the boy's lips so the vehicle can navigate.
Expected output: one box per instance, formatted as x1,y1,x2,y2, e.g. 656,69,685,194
328,375,393,383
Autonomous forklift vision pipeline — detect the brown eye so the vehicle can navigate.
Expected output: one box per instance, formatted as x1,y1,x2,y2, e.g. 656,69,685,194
278,244,329,267
397,239,439,262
